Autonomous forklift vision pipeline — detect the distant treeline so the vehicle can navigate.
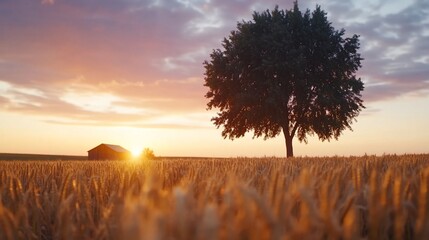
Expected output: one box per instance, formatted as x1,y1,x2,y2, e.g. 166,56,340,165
0,153,228,161
0,153,87,161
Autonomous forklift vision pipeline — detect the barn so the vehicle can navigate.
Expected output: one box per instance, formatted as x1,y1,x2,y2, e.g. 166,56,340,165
87,144,131,160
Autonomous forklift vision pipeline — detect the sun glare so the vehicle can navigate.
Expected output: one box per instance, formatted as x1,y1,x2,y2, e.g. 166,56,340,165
131,148,142,158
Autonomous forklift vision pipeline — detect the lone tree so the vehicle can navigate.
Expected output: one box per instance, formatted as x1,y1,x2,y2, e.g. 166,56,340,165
203,3,364,157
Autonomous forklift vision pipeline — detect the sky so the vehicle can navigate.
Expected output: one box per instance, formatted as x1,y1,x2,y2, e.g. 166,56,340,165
1,0,428,157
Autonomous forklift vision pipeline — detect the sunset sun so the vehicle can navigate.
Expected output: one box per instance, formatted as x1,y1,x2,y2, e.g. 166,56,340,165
131,148,142,158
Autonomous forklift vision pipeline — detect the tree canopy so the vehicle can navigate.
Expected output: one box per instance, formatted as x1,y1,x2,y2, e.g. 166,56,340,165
203,3,364,157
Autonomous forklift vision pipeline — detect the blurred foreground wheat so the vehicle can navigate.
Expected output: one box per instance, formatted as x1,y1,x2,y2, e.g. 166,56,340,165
1,155,429,239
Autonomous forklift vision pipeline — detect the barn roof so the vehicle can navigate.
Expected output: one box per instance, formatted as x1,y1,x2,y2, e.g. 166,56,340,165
88,143,130,153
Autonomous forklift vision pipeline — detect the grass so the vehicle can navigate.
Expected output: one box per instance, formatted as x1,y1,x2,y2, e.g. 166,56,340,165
1,154,429,239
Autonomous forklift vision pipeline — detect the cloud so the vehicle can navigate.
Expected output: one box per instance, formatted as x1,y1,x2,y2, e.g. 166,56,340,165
320,0,429,102
41,0,55,5
0,78,209,128
1,0,428,127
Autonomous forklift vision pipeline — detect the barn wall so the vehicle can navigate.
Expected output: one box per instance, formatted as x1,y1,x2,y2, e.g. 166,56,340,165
88,145,130,160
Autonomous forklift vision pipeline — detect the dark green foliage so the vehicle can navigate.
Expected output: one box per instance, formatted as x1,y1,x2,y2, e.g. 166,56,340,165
203,3,364,157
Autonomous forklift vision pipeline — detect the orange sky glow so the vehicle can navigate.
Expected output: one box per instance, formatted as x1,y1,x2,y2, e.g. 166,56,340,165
1,0,428,157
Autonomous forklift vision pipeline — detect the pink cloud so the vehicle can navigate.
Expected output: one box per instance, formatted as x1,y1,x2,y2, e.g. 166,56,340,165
41,0,55,5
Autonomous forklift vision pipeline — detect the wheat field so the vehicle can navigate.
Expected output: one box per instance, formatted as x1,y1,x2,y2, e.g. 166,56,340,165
1,155,429,240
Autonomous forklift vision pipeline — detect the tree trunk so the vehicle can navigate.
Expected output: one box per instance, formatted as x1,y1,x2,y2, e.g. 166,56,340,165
282,127,294,158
